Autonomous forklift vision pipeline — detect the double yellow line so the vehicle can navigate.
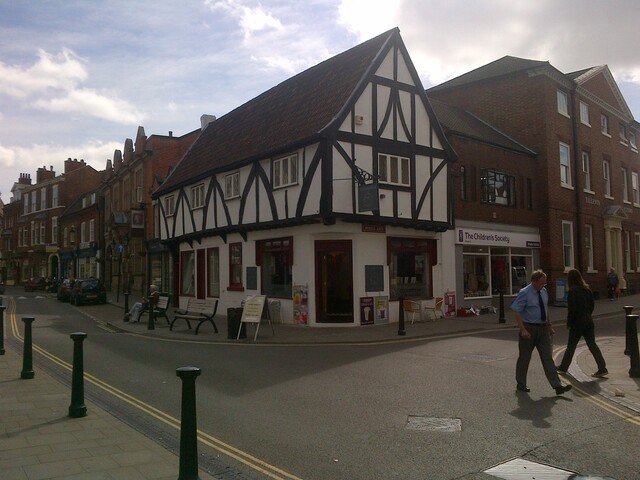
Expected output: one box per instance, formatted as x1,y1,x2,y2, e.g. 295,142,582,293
4,296,302,480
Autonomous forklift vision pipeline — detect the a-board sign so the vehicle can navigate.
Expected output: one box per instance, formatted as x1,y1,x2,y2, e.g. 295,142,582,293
241,295,267,323
365,265,384,292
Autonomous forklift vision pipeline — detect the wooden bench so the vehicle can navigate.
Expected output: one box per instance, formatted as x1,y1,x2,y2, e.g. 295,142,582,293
139,294,170,325
170,298,219,335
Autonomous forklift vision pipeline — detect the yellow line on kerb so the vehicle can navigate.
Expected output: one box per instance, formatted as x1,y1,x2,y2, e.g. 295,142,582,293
5,296,302,480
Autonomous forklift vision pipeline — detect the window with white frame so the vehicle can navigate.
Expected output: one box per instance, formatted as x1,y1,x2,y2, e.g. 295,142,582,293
582,151,591,191
272,153,298,188
635,233,640,271
603,160,612,197
89,219,95,242
631,131,638,150
378,153,410,186
81,222,86,244
562,221,574,269
634,172,640,205
30,221,35,245
625,231,632,271
622,168,629,202
601,114,610,135
559,142,571,186
620,124,628,145
51,217,58,244
557,90,569,116
579,101,590,125
24,193,29,214
224,172,240,199
31,192,36,212
480,169,515,206
52,184,59,208
40,187,47,210
191,184,205,209
164,195,175,216
40,222,45,244
585,224,594,271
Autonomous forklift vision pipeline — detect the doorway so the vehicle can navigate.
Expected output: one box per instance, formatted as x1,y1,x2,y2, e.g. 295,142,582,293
315,240,353,323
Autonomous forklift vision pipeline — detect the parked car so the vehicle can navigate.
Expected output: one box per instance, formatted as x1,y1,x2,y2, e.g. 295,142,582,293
57,278,76,302
69,278,107,305
24,277,47,292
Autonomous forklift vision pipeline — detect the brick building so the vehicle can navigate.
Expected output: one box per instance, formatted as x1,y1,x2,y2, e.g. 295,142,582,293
429,56,640,301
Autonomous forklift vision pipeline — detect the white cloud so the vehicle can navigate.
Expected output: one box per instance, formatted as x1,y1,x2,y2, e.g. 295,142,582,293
337,0,401,40
204,0,283,38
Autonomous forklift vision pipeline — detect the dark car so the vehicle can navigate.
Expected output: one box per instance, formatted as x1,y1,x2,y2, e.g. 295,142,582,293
70,278,107,305
57,278,76,302
24,277,47,292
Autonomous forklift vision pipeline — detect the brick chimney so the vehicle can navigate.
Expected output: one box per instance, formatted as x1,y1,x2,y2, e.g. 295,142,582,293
64,158,86,174
18,173,32,185
36,165,56,183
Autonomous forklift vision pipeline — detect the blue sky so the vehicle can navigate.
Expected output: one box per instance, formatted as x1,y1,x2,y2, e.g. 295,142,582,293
1,0,639,202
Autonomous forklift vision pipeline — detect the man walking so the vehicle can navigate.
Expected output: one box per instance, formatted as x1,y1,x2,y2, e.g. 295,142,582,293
511,270,572,395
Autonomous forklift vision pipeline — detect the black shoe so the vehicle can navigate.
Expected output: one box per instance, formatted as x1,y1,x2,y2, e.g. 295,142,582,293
555,384,572,395
516,384,530,392
556,365,567,374
592,369,608,378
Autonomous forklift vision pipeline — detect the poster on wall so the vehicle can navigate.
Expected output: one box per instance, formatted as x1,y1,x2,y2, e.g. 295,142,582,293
360,297,375,325
374,296,389,324
293,284,309,324
444,292,456,317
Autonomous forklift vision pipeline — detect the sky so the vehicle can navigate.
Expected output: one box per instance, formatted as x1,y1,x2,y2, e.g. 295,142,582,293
1,0,639,203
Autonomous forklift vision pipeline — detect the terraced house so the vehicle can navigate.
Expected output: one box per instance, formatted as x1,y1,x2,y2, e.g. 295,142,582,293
153,28,456,327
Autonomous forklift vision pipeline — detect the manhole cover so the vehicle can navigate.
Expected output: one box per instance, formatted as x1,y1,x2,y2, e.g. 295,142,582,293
406,416,461,432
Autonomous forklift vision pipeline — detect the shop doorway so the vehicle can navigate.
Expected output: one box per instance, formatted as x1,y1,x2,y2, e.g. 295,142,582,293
315,240,353,323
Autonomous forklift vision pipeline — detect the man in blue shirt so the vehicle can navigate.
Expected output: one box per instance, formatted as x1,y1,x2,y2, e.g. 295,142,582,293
511,270,572,395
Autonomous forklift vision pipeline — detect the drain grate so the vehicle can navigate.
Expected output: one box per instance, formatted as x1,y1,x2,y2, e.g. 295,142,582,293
484,458,577,479
406,415,461,432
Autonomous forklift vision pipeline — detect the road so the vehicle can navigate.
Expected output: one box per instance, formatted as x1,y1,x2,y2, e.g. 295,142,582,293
5,292,640,479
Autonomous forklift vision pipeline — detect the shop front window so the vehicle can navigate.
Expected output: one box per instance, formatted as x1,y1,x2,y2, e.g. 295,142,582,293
464,246,533,298
388,237,436,300
256,237,293,298
463,246,490,298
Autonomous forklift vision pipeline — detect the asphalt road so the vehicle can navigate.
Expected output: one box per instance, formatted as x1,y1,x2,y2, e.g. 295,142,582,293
8,293,639,480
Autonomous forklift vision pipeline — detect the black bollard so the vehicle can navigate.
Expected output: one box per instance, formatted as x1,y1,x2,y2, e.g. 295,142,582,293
623,306,634,355
626,314,640,378
498,290,506,323
398,298,406,336
68,332,88,418
176,366,202,480
0,305,5,355
21,317,35,379
123,292,130,322
148,301,155,330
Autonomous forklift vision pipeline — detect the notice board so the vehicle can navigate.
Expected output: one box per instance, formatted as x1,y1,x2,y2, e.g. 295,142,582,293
241,295,267,323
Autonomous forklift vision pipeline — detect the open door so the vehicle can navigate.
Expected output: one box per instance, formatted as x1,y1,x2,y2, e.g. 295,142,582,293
315,240,353,323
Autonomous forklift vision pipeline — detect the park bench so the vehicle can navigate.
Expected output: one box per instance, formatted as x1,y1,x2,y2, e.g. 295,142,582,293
170,297,219,335
139,294,170,325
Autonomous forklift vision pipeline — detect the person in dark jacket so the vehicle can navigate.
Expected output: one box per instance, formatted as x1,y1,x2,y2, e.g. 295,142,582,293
557,269,608,377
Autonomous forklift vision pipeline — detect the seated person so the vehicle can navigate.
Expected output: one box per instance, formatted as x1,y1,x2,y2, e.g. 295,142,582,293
127,285,159,322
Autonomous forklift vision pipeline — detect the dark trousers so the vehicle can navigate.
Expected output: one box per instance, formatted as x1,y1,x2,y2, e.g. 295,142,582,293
516,324,562,389
558,322,606,371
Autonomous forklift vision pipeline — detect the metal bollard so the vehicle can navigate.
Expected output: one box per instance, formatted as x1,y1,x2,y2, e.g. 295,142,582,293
623,306,634,355
148,303,155,330
176,366,202,480
626,314,640,378
21,317,35,379
68,332,88,418
498,290,506,323
398,298,406,336
0,305,5,355
123,292,130,322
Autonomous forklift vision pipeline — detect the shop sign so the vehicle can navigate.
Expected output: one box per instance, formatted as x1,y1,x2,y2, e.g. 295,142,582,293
360,297,375,325
456,228,540,248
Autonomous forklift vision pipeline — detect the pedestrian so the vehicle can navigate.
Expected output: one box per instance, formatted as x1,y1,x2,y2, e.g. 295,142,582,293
510,269,572,395
126,285,159,322
606,268,619,301
556,269,607,377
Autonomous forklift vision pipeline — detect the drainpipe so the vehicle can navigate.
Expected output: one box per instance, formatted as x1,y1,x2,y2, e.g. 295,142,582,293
570,83,583,271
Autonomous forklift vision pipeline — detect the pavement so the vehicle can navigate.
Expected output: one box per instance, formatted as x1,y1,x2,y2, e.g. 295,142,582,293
1,288,639,479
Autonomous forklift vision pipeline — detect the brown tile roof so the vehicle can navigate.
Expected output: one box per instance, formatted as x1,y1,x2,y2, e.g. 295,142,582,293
427,55,549,92
156,28,399,196
429,98,536,156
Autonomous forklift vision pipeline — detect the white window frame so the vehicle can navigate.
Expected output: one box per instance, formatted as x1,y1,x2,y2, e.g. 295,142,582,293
603,160,612,198
40,222,45,244
378,153,410,186
165,195,175,216
31,192,36,212
224,172,240,199
635,233,640,272
601,114,610,136
582,151,592,192
579,101,590,126
633,172,640,206
562,221,574,271
24,193,29,214
89,219,95,242
557,90,569,116
622,168,630,203
272,153,298,189
620,124,628,145
51,217,58,245
191,184,205,209
81,222,86,244
625,230,632,272
52,184,59,208
559,142,571,187
40,187,47,210
585,224,594,272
